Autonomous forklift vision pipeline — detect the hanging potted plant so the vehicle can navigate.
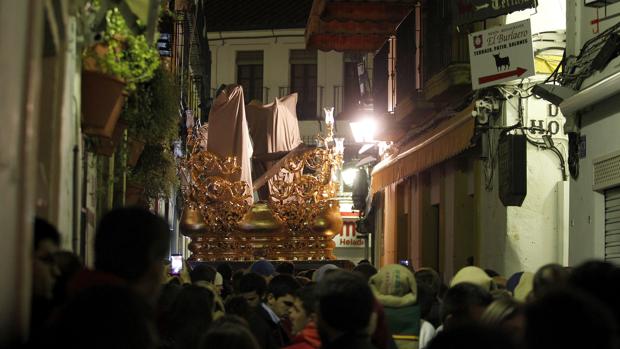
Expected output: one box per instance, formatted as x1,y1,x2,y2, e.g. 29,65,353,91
127,144,178,203
123,66,179,166
82,7,160,139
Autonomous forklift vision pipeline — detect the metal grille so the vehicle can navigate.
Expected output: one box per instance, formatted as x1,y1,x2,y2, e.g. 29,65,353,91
593,151,620,191
605,187,620,265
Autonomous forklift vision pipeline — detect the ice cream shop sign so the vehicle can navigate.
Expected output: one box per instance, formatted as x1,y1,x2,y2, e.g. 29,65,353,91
335,221,366,248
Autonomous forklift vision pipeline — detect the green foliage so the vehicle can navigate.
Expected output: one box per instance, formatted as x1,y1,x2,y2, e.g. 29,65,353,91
129,144,178,200
84,7,160,91
122,66,179,145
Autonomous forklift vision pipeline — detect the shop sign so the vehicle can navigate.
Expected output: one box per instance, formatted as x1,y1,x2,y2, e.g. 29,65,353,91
453,0,538,26
334,222,366,248
524,95,567,141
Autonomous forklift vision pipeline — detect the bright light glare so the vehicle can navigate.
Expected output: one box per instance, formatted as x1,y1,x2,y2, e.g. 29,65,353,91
342,168,358,187
349,118,377,143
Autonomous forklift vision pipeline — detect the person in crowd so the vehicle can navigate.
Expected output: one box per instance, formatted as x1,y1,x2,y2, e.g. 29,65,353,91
232,268,245,294
505,271,534,301
567,260,620,328
190,264,225,317
450,266,494,291
369,264,420,349
251,260,277,280
239,272,268,308
214,271,224,297
30,218,61,338
285,284,321,349
353,262,378,281
297,269,315,281
201,315,261,349
440,282,493,331
70,207,170,306
316,270,378,349
162,284,214,349
216,262,234,299
415,268,443,328
225,295,278,349
531,263,570,300
416,282,437,349
312,264,339,283
481,298,525,344
525,288,618,349
156,281,182,335
427,324,517,349
49,284,158,349
52,250,83,305
276,261,296,275
264,274,301,346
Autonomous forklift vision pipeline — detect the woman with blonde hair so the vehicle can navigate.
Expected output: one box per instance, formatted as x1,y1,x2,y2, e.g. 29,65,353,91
481,297,525,343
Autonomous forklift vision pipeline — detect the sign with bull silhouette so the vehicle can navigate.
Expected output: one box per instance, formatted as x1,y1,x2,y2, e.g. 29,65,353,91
468,19,535,89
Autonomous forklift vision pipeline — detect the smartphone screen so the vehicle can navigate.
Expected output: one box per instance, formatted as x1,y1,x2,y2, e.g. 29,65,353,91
170,254,183,275
399,259,410,267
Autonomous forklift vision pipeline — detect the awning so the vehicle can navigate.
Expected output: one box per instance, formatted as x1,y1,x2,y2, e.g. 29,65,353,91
370,104,476,194
305,0,415,52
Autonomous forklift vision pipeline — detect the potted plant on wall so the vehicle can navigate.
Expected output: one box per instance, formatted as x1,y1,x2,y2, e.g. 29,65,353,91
122,66,179,166
82,7,160,140
127,144,178,204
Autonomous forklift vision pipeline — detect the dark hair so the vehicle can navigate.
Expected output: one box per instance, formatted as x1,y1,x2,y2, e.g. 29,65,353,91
268,274,300,299
525,289,618,349
217,262,233,281
165,285,215,349
568,260,620,326
352,263,377,281
441,282,493,324
358,259,371,265
94,208,170,281
317,270,374,333
428,324,517,349
50,285,156,349
239,272,267,297
415,268,442,297
295,284,318,315
533,263,570,299
225,295,252,317
276,261,295,275
232,269,245,294
190,264,217,284
201,319,260,349
34,217,61,250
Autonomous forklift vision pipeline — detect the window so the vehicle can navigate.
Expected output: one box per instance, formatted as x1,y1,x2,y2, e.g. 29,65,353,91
343,56,361,115
236,51,263,103
290,49,317,120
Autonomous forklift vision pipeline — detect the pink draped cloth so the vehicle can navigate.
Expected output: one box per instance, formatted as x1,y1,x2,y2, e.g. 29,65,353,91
207,85,254,203
246,93,303,199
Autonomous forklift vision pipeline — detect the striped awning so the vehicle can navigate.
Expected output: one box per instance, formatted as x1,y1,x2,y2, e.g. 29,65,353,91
370,104,476,194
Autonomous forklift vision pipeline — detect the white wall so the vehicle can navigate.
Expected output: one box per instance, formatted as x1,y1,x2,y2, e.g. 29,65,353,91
569,98,620,265
477,89,569,275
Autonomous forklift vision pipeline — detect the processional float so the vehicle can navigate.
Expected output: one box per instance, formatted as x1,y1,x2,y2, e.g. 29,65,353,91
179,85,344,261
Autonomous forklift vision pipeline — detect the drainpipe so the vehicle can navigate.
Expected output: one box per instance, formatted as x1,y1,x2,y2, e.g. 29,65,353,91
79,138,88,263
72,145,79,252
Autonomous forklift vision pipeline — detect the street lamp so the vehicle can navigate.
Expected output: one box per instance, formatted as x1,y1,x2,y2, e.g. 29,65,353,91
349,117,377,143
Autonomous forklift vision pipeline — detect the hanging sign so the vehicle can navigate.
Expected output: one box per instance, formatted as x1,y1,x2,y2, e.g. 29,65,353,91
468,19,535,89
453,0,538,26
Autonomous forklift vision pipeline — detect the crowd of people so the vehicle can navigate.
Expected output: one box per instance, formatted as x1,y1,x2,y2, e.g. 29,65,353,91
29,207,620,349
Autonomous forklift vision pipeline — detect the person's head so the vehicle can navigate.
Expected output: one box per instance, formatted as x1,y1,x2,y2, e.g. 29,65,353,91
190,264,217,284
316,270,375,340
267,274,301,318
358,259,371,265
290,284,318,335
352,263,377,282
481,298,525,341
568,260,620,326
532,263,570,300
525,289,618,349
450,266,493,291
224,295,252,318
166,285,214,348
33,218,61,299
239,272,267,307
50,285,157,349
312,264,339,283
276,261,295,275
249,260,276,279
94,208,170,303
201,317,260,349
441,282,493,330
216,262,233,281
415,268,442,298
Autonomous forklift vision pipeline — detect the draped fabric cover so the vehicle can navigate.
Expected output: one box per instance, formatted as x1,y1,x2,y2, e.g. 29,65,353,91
246,93,303,199
207,85,254,203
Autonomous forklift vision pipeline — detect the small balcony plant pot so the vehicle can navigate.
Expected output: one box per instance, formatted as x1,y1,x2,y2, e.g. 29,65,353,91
81,69,126,138
125,182,145,206
127,138,146,167
92,120,126,157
